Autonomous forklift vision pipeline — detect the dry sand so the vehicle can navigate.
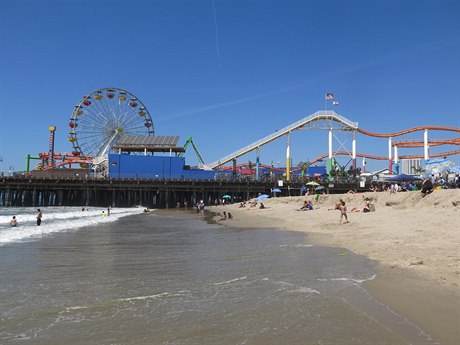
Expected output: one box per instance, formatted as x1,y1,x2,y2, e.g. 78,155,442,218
209,189,460,344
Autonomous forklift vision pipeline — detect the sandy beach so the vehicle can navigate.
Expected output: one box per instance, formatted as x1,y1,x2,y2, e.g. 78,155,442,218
210,189,460,344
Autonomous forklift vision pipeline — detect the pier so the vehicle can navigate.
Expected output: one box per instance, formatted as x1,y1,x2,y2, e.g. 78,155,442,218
0,176,368,208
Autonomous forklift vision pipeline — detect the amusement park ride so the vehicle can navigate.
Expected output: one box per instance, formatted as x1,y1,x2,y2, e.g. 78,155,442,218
30,88,155,175
29,87,460,180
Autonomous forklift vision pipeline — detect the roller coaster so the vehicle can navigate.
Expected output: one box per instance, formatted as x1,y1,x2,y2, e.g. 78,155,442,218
207,110,459,180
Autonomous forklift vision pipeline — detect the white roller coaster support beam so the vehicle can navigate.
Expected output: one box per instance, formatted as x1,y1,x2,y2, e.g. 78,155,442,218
424,129,429,161
388,137,393,173
328,129,333,158
207,110,358,169
286,132,291,181
256,148,260,181
328,129,333,177
352,131,356,170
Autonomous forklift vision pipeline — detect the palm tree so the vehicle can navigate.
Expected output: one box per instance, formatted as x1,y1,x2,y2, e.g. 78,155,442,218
297,161,310,181
247,160,254,179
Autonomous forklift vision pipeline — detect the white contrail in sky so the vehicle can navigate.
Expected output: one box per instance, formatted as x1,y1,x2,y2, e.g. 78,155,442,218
212,0,223,68
157,37,458,122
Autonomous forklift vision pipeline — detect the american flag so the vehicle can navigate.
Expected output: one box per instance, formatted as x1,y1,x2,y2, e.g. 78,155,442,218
325,93,334,100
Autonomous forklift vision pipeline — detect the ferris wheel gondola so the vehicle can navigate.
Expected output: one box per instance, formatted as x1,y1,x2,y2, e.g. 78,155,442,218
68,87,154,159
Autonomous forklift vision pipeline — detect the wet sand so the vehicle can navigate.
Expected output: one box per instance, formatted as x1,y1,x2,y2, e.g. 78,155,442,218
208,189,460,344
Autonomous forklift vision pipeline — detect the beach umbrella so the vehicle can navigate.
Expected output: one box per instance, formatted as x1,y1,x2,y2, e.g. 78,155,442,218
272,188,281,193
256,194,270,201
222,195,232,199
315,185,325,191
306,181,319,186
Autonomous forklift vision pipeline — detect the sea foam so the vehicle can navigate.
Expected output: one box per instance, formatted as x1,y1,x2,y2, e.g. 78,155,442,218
0,207,144,245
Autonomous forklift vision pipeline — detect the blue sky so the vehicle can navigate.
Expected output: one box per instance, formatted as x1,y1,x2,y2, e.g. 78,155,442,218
1,0,459,174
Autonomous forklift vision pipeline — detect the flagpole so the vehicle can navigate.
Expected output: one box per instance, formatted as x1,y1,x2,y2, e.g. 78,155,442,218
324,95,327,115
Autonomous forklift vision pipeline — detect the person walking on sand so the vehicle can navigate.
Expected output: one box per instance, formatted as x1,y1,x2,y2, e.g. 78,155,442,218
339,201,349,224
198,200,205,215
36,209,42,226
10,216,17,227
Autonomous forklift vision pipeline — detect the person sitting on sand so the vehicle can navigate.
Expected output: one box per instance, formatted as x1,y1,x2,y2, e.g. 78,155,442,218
249,200,258,208
227,212,233,220
259,203,265,209
421,178,433,197
239,201,246,208
217,211,227,221
298,200,308,211
298,200,313,211
339,201,349,224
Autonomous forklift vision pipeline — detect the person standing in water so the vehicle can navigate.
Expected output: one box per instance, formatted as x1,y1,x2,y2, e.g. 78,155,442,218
36,209,42,226
10,216,17,227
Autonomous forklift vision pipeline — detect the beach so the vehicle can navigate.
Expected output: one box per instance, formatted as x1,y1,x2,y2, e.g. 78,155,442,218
1,191,459,344
209,188,460,344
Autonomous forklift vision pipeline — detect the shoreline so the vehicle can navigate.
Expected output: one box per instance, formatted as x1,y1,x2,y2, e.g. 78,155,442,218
206,189,460,344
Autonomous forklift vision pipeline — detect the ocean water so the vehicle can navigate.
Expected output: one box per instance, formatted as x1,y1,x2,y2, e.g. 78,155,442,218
0,208,438,344
0,207,144,245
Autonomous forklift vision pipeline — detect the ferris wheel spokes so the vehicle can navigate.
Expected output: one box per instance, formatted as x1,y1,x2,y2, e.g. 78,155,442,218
69,87,155,160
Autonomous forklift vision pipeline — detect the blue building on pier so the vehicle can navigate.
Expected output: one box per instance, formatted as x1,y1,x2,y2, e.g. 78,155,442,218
108,135,227,180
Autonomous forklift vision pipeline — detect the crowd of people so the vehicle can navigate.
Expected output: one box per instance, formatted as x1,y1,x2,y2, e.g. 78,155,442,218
369,174,459,193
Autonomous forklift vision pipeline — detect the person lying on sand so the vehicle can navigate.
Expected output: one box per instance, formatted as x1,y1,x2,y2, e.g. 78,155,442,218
350,198,371,213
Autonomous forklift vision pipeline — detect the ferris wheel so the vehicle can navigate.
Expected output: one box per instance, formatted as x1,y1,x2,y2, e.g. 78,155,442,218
68,87,154,159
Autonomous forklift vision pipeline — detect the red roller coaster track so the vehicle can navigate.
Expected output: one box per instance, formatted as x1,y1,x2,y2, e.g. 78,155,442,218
357,126,460,138
308,150,460,165
393,138,460,148
355,125,460,162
